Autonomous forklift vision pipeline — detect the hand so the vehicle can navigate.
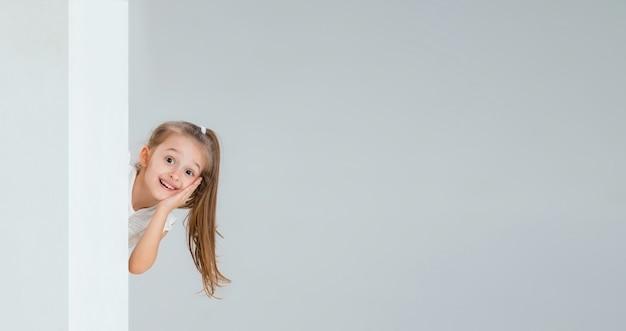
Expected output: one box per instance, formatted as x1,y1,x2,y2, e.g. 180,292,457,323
157,177,202,212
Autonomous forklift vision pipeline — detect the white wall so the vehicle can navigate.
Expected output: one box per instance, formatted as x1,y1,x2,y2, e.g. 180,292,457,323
0,1,128,330
130,1,626,330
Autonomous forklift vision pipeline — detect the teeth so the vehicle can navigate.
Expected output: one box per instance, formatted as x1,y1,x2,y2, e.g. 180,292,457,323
160,179,174,189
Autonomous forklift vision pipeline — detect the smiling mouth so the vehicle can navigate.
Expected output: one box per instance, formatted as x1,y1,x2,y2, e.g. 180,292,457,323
160,179,175,190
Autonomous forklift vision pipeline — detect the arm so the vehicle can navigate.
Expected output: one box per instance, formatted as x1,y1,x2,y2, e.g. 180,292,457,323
128,207,171,274
128,177,202,274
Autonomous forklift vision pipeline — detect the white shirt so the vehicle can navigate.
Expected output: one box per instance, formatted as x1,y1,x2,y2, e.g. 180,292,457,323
128,165,177,249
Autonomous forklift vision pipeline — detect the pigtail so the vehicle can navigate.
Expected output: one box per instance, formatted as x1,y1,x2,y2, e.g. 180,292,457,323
186,127,230,298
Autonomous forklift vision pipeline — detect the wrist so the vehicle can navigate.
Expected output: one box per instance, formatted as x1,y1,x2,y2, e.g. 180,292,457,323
155,202,174,215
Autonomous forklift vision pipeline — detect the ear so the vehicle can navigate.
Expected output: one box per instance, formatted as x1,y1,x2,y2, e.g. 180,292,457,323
139,146,150,167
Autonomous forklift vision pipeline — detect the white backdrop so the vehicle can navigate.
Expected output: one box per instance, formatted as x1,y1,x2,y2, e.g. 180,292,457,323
129,1,626,330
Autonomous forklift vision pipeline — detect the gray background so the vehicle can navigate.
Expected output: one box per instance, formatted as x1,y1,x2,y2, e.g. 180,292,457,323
129,1,625,330
0,1,68,330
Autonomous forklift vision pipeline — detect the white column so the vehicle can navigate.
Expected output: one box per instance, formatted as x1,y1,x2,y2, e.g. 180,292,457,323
68,1,128,330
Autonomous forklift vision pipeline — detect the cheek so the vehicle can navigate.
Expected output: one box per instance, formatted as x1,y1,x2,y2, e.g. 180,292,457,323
143,167,157,180
183,176,196,188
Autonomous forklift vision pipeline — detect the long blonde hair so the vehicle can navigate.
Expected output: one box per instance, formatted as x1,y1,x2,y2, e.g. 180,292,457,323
141,121,230,298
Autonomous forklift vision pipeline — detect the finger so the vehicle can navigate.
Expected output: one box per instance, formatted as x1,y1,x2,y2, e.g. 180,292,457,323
180,178,203,201
180,178,202,192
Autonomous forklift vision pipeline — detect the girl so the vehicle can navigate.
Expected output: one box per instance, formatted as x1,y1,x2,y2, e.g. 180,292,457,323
128,121,229,298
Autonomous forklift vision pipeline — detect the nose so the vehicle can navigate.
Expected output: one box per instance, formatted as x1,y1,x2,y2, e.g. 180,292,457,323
168,169,182,181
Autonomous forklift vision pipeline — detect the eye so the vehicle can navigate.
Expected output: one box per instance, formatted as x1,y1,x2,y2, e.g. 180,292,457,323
185,169,194,176
165,157,174,164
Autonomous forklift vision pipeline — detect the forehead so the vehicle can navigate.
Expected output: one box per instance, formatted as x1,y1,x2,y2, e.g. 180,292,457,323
155,133,206,169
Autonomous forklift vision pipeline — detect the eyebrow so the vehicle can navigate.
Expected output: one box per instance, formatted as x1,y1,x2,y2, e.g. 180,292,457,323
164,148,201,170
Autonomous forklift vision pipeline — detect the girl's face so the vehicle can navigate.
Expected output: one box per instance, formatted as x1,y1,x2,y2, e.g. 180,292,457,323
140,133,206,203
